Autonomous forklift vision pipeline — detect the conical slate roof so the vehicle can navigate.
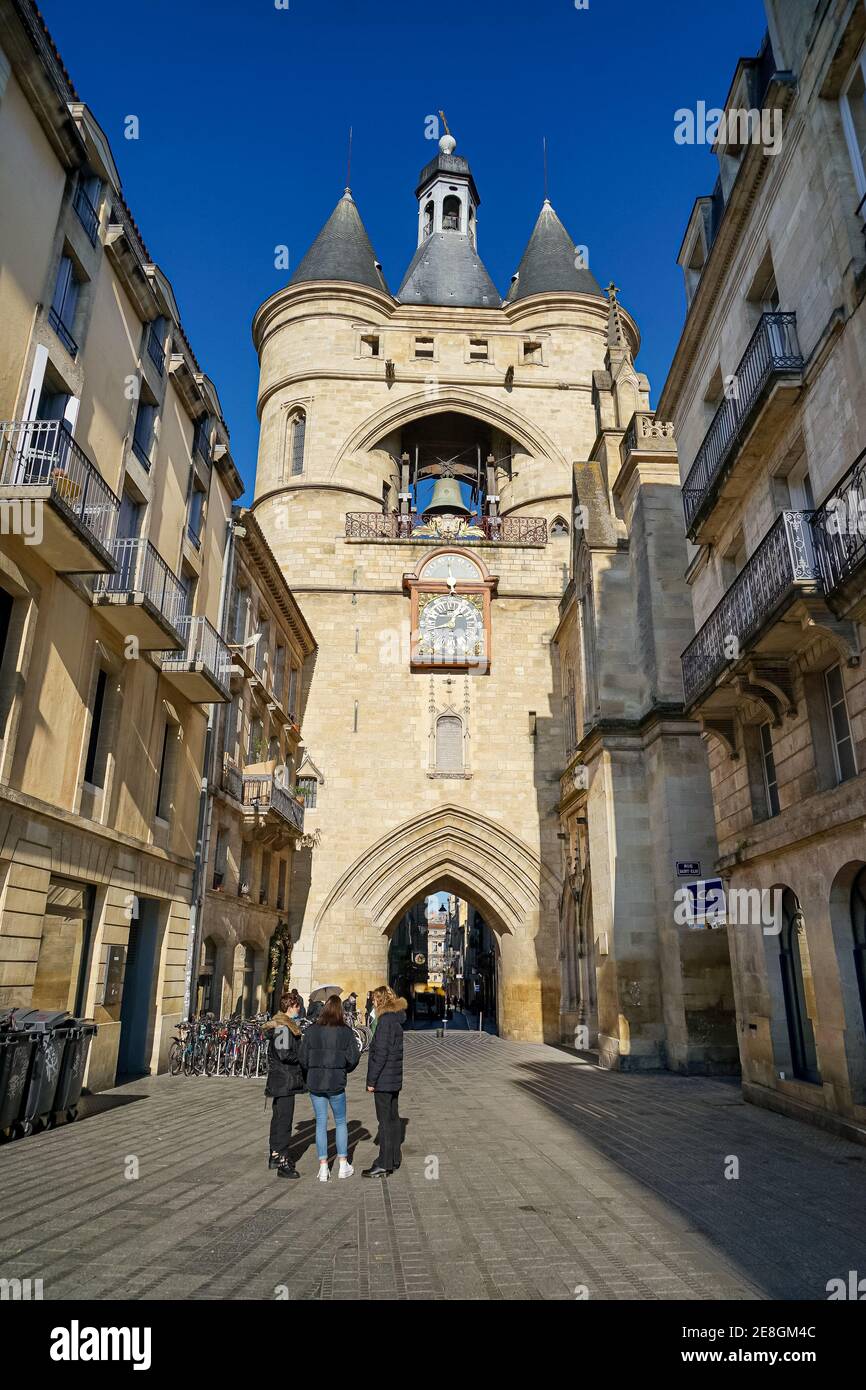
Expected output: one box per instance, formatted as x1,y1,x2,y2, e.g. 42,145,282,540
289,190,389,292
397,233,500,308
506,200,602,302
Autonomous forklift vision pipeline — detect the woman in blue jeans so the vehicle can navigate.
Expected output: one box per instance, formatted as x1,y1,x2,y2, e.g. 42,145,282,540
298,994,361,1181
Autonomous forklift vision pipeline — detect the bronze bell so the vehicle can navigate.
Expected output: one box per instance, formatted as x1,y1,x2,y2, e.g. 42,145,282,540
425,475,471,516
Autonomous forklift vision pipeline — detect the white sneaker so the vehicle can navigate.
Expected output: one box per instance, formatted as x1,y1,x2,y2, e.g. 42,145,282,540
338,1160,354,1179
318,1163,330,1183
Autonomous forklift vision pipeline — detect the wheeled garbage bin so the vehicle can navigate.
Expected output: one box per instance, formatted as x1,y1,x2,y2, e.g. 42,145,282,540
0,1029,36,1135
52,1019,97,1123
9,1010,73,1136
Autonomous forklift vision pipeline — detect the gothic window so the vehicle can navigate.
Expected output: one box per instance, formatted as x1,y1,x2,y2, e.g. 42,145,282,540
778,889,821,1084
289,409,306,476
298,776,318,808
551,516,569,536
442,195,461,231
436,714,464,774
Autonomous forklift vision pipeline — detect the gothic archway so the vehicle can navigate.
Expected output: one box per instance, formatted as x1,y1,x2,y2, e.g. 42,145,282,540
311,805,561,1042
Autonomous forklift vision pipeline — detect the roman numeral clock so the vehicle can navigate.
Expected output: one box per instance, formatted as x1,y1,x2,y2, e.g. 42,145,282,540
404,549,497,672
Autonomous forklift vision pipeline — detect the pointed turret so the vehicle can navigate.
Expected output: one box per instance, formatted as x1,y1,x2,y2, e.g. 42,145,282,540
289,189,389,293
397,129,500,308
506,200,602,302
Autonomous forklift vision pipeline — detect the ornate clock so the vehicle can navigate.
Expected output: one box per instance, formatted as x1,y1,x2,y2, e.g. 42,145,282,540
403,549,496,672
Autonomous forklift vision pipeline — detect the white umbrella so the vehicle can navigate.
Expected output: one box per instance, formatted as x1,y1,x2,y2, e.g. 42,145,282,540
309,984,344,1003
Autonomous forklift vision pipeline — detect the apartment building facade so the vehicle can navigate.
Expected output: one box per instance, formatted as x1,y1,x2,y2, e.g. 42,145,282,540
659,1,866,1139
196,507,316,1019
0,0,243,1089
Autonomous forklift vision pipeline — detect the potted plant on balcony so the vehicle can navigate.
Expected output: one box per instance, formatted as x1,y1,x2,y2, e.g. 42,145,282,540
50,467,81,503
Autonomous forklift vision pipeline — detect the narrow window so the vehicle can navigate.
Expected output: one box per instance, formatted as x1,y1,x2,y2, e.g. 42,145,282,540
298,776,318,809
522,339,543,365
779,890,821,1084
193,418,210,465
155,720,179,821
132,397,157,470
213,827,228,889
360,333,380,357
259,850,271,906
239,844,252,897
852,867,866,1038
187,476,206,546
841,49,866,202
273,644,286,704
468,339,489,362
248,715,264,763
290,410,306,475
49,254,81,355
760,722,781,816
825,664,857,783
84,669,108,786
414,337,435,360
276,858,287,910
442,194,461,230
288,666,299,720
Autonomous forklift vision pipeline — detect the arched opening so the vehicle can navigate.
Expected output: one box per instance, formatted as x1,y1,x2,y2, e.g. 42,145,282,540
197,935,217,1015
386,890,498,1032
777,888,821,1085
828,862,866,1102
232,941,262,1018
372,409,521,518
551,515,570,537
442,194,461,231
423,200,434,237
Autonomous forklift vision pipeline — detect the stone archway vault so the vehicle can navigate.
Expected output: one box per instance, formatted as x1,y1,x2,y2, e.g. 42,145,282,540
312,806,562,1042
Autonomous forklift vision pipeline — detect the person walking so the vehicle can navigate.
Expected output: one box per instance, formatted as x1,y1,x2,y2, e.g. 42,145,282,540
299,994,360,1182
363,985,406,1179
364,991,374,1027
264,993,305,1180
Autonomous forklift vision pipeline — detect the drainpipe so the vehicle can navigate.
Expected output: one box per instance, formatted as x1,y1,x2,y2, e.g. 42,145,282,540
183,513,239,1018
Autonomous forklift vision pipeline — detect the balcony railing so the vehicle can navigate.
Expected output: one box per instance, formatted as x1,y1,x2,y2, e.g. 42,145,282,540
682,313,803,537
0,419,120,555
681,511,821,708
242,774,305,835
222,754,243,801
345,512,548,544
811,447,866,600
160,615,231,698
95,536,186,629
622,412,675,462
147,325,165,375
48,306,78,358
72,184,100,245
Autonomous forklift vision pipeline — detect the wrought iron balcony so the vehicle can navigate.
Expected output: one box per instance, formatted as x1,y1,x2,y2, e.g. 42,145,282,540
682,313,804,540
681,511,822,709
345,512,548,544
811,447,866,617
72,184,100,245
94,537,186,650
242,773,305,844
146,324,165,375
159,615,231,703
0,419,120,572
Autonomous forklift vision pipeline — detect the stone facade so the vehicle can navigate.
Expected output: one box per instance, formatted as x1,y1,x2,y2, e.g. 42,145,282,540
251,137,730,1056
658,3,866,1139
0,1,242,1089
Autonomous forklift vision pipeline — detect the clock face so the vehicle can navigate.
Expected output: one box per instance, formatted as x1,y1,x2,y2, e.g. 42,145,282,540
420,553,483,583
417,593,485,663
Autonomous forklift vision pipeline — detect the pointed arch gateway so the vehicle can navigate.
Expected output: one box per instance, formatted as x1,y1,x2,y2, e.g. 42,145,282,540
311,806,562,1042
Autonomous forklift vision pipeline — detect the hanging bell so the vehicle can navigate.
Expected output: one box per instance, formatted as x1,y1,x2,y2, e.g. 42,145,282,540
425,475,471,516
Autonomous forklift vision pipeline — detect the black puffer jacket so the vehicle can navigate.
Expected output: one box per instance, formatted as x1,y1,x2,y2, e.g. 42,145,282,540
366,997,407,1092
299,1022,360,1096
264,1014,305,1098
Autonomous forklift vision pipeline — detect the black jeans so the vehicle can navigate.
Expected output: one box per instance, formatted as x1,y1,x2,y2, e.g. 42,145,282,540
374,1090,402,1169
270,1094,296,1157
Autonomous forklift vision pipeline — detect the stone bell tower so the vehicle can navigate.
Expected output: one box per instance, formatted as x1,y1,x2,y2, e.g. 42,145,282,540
249,123,703,1047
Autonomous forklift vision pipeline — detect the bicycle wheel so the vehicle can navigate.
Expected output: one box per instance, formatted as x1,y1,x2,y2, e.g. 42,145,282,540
183,1044,197,1077
204,1040,218,1077
168,1040,183,1076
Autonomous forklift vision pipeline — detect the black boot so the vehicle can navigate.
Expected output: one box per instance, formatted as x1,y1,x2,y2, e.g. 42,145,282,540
277,1157,300,1180
362,1164,392,1178
268,1150,282,1170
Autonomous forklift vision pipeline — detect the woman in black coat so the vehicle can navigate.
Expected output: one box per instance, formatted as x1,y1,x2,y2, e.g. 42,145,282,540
364,986,407,1179
264,995,305,1179
299,995,361,1181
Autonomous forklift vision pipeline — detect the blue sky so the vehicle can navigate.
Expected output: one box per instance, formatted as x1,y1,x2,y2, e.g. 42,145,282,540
40,0,767,496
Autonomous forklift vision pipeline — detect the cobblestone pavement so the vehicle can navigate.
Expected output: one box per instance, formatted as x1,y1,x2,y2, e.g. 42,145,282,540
1,1033,865,1301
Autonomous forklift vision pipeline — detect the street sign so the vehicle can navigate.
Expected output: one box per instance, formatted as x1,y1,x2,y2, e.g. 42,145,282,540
677,861,701,877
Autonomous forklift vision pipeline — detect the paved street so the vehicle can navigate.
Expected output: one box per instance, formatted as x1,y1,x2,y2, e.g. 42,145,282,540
1,1034,865,1301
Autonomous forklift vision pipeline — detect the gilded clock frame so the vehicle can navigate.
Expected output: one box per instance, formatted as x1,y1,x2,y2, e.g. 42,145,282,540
403,547,497,673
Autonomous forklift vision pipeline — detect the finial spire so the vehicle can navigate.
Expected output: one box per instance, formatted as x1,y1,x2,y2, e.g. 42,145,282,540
543,136,549,204
345,125,353,194
606,282,628,352
438,110,457,155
